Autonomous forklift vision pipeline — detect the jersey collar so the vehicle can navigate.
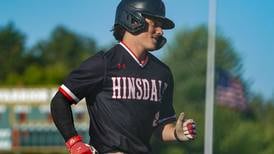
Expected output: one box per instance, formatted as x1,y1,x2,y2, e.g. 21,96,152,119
119,42,148,68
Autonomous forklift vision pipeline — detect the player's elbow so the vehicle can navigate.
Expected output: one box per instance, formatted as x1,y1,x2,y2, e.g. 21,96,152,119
50,92,71,118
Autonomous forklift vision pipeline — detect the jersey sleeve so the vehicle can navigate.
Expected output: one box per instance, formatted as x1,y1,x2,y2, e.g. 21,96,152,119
158,70,176,126
58,51,106,104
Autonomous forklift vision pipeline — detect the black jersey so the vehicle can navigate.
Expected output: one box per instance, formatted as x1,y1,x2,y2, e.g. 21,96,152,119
59,42,176,154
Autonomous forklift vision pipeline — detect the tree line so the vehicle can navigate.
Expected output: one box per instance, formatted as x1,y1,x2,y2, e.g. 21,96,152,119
0,23,97,86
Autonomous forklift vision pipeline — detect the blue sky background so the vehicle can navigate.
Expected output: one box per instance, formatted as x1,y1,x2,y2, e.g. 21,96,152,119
1,0,273,100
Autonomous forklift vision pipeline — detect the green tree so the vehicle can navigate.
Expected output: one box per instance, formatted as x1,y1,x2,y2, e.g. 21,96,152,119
30,26,97,85
30,26,97,68
1,25,98,86
165,25,243,109
0,23,26,84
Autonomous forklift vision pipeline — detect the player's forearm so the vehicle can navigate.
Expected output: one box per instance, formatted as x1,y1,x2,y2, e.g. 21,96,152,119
161,123,176,141
50,91,78,141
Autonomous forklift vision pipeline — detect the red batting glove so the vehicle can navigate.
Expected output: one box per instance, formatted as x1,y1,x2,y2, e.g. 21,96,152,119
65,135,97,154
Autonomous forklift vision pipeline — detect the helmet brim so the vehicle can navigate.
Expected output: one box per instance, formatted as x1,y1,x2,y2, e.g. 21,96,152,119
157,16,175,29
142,13,175,29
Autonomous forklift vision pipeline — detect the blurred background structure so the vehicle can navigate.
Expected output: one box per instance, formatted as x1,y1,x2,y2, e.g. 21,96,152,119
0,0,274,154
0,88,89,154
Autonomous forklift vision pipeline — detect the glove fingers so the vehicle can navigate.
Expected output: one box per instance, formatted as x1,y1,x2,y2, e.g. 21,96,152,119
184,130,196,139
184,129,196,135
183,119,196,139
186,134,194,139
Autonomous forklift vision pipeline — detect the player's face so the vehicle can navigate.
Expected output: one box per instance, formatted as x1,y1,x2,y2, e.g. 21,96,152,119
136,18,164,51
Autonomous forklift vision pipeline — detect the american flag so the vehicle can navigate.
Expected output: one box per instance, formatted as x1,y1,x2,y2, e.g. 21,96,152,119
216,70,247,111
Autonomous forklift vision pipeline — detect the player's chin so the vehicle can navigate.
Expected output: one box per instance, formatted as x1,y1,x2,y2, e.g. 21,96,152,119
147,41,158,51
147,45,157,51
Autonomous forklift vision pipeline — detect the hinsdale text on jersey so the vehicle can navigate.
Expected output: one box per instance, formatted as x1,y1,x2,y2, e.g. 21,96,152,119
111,77,168,102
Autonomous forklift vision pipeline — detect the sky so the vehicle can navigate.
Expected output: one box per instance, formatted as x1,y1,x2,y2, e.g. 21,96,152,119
1,0,273,100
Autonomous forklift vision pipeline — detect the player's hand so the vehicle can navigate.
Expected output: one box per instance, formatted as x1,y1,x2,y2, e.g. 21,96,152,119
66,135,98,154
174,112,196,141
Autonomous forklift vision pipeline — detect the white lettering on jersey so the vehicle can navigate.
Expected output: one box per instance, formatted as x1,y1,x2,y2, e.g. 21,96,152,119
122,77,127,99
112,77,168,102
136,78,142,100
150,80,158,102
112,77,121,99
127,77,135,99
142,79,150,100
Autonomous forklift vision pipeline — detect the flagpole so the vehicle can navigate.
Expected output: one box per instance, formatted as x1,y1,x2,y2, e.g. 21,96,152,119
204,0,216,153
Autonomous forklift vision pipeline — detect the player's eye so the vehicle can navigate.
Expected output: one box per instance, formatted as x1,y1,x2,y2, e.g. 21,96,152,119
147,19,162,28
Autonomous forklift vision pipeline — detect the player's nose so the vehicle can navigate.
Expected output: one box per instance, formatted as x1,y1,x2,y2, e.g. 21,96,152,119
155,27,164,36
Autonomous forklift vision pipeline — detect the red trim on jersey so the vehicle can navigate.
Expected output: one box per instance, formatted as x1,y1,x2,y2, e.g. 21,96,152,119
140,56,149,65
59,86,76,104
120,41,148,66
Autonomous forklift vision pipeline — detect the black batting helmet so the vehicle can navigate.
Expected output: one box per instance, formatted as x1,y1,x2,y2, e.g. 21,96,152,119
114,0,175,34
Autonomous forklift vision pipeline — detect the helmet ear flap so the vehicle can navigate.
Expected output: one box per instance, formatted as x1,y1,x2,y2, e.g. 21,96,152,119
122,10,146,34
155,36,166,50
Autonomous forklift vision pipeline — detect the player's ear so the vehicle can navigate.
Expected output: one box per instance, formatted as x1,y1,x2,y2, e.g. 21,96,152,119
155,36,166,50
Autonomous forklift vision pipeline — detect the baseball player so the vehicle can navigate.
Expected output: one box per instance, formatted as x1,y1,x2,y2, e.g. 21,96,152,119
50,0,196,153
